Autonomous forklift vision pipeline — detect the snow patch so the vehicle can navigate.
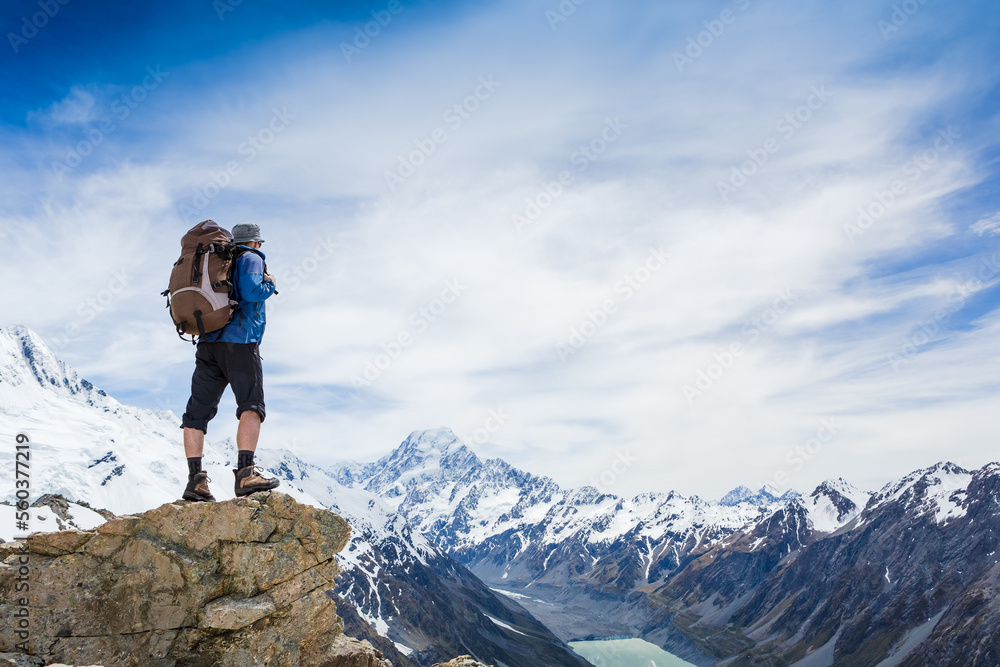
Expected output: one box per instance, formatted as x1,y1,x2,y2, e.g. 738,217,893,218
485,614,529,637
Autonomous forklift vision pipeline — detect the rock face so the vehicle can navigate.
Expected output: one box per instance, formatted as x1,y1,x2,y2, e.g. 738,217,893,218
0,492,390,667
431,658,492,667
642,462,1000,666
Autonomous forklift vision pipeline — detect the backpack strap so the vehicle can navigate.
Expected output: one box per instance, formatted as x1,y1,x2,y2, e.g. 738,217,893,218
191,243,205,284
227,247,262,329
193,310,207,336
228,246,266,303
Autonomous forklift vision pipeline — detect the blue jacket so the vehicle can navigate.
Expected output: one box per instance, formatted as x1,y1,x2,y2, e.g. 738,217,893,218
201,247,275,344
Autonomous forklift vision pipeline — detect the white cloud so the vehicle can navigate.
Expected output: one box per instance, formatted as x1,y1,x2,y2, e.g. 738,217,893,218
27,86,100,126
971,212,1000,236
2,0,998,500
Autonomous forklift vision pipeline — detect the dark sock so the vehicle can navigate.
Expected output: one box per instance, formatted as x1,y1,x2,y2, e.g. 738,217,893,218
187,457,202,478
238,450,255,470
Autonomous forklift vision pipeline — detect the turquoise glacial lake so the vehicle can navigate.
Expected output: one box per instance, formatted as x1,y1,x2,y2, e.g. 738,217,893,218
570,638,698,667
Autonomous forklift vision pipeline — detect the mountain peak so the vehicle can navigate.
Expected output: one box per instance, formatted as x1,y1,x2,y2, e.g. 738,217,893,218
719,485,754,506
719,484,798,507
0,324,113,409
812,477,860,497
400,427,463,456
1,323,39,339
803,478,870,532
862,460,978,528
356,427,483,498
2,323,56,369
870,461,972,506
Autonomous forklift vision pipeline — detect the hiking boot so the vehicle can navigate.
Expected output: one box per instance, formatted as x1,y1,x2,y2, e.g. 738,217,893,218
234,465,280,497
182,472,216,502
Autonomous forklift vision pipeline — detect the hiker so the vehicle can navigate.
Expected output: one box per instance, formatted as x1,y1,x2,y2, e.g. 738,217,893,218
180,222,281,502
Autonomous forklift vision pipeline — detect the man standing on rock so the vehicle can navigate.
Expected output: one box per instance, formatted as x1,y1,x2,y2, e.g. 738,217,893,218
181,222,281,502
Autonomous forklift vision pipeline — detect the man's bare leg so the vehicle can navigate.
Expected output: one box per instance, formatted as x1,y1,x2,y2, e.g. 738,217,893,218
184,427,205,459
236,410,261,453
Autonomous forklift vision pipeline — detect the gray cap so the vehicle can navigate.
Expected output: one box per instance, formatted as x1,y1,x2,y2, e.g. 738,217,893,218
232,223,264,244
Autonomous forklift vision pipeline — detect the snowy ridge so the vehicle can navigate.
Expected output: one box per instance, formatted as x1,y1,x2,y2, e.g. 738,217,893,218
333,427,786,550
5,324,996,664
865,461,975,525
719,484,800,507
330,428,800,589
0,326,442,649
802,477,871,534
0,327,596,667
728,478,872,554
0,326,217,514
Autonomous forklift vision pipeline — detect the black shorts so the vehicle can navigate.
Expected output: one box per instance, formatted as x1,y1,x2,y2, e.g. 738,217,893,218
181,342,265,433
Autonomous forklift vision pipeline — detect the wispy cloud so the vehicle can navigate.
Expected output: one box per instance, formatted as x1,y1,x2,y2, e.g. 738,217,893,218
971,212,1000,236
26,86,99,126
1,0,999,499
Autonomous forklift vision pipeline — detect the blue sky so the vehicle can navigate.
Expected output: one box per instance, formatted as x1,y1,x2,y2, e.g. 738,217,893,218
2,0,1000,499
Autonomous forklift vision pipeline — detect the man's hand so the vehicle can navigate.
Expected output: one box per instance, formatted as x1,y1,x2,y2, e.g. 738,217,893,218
263,273,275,286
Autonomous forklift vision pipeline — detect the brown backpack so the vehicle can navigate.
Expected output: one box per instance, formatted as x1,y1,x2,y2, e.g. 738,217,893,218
162,220,240,343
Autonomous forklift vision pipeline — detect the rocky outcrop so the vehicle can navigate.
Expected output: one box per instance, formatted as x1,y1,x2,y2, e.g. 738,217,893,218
431,658,492,667
0,492,390,667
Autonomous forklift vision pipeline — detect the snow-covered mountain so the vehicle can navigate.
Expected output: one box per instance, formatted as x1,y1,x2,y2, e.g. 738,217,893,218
0,326,587,667
718,483,800,507
328,427,866,575
326,426,874,644
644,461,1000,665
0,325,195,513
331,427,795,564
6,324,996,665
